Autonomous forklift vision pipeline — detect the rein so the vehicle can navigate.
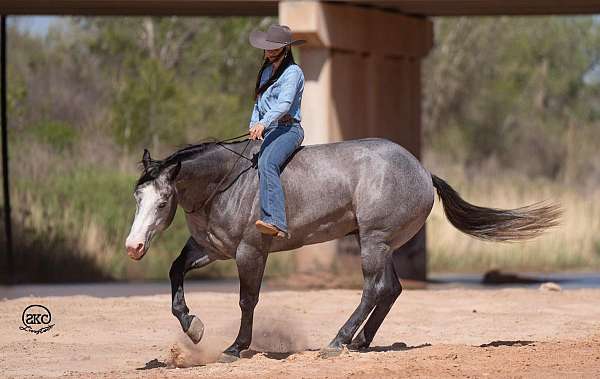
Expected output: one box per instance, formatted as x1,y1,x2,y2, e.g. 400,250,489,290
184,131,252,214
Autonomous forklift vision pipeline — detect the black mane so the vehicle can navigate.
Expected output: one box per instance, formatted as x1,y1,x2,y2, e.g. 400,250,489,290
135,138,249,187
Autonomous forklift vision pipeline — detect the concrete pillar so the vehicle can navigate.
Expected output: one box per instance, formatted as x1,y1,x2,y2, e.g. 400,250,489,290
280,1,433,279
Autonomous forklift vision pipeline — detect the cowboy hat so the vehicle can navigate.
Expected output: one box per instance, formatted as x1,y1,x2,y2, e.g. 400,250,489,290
249,24,306,50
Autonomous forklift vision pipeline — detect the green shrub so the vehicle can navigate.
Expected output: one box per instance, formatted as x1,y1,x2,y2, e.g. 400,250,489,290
29,120,78,151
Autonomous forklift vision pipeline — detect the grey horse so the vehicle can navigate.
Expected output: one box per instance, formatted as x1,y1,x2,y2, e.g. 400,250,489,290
124,137,560,362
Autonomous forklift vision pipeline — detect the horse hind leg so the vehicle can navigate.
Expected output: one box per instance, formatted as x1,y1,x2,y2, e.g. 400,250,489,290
348,256,402,350
320,236,391,357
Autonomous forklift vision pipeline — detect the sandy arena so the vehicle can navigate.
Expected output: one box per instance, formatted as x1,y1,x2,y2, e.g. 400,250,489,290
2,287,600,378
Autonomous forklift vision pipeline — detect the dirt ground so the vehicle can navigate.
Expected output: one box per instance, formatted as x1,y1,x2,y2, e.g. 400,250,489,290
2,287,600,378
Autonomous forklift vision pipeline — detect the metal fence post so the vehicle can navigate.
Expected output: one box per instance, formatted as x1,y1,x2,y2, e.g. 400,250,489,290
1,15,14,285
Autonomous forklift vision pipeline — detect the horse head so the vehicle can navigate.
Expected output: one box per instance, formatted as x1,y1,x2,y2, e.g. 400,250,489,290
125,149,181,260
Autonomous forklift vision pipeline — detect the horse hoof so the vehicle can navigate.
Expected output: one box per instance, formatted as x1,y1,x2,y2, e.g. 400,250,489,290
348,334,369,351
217,352,239,364
318,346,343,359
185,316,204,344
347,342,367,351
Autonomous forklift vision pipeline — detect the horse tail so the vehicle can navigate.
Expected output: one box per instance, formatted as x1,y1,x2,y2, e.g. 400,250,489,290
431,174,562,242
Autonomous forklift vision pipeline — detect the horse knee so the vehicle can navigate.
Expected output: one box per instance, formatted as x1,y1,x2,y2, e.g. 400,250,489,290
168,265,178,282
169,257,185,281
239,294,259,313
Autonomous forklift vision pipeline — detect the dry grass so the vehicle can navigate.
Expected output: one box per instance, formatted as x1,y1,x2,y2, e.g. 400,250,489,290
4,136,599,282
7,164,599,282
426,166,600,273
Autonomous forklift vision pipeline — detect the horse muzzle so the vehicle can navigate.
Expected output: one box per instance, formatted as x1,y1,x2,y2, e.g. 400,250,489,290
126,241,146,261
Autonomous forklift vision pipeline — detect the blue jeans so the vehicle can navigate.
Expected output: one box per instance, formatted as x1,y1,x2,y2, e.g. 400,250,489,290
258,123,304,234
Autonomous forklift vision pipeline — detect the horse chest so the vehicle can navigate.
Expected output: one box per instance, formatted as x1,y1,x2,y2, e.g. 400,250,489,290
185,214,234,260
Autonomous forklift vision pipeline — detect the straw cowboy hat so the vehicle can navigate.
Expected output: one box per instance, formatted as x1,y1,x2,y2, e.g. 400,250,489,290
249,24,306,50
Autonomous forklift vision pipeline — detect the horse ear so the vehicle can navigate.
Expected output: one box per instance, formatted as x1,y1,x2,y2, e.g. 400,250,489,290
142,149,151,170
167,161,181,182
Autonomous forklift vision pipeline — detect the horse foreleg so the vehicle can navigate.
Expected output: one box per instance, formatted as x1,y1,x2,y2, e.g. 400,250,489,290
219,243,267,362
169,237,213,344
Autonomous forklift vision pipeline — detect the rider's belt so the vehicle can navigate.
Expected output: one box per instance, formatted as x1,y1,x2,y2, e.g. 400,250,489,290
277,114,298,125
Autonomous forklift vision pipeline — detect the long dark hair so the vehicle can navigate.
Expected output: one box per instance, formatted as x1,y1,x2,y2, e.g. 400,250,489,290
254,46,296,100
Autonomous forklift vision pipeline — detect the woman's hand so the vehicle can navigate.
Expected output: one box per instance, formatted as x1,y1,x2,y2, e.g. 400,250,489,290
249,123,266,140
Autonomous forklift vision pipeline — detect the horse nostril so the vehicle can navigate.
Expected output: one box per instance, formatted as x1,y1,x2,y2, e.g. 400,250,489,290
127,242,145,260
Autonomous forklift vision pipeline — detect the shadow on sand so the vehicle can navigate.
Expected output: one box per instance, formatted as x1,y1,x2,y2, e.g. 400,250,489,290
241,349,304,360
359,342,432,353
242,342,433,360
137,359,168,370
478,340,535,348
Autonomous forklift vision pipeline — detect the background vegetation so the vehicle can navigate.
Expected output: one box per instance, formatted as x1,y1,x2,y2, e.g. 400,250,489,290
1,16,599,282
423,17,600,272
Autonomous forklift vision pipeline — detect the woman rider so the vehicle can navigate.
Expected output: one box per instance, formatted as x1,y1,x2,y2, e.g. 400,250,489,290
248,24,306,239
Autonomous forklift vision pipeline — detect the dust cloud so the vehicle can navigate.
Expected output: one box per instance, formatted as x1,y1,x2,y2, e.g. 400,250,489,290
250,307,309,353
166,333,226,368
166,307,309,367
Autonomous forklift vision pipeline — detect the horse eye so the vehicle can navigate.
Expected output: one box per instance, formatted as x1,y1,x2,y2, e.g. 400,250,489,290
158,201,168,209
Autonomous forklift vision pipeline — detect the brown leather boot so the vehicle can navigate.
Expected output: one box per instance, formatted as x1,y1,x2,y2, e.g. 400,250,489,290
255,220,288,239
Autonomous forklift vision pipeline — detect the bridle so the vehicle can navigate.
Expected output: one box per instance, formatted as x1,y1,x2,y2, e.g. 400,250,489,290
183,131,253,215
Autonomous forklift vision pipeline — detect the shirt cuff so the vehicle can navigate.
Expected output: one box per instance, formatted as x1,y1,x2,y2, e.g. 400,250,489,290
260,116,278,130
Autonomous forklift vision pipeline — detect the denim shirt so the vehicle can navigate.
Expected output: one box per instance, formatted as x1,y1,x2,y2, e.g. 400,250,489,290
249,63,304,130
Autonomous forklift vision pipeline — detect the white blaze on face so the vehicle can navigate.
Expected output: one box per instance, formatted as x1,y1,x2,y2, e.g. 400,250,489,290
125,183,166,259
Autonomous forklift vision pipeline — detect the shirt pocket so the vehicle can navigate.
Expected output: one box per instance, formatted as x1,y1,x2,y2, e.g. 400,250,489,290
270,82,281,98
